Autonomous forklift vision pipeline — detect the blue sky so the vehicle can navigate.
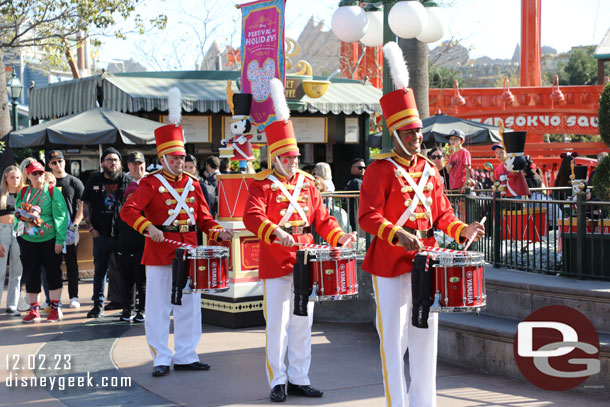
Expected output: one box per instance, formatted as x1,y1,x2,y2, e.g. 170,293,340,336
99,0,609,69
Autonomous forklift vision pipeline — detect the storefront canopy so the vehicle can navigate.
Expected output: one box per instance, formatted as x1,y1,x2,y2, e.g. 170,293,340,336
422,114,508,146
9,107,162,148
29,71,382,121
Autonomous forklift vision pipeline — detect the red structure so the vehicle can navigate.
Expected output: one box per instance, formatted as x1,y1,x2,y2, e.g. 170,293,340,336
339,0,609,180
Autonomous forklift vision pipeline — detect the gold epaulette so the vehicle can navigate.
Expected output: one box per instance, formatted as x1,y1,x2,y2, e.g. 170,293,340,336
254,168,274,181
371,151,396,160
183,171,199,181
297,169,315,180
418,153,434,166
145,169,162,177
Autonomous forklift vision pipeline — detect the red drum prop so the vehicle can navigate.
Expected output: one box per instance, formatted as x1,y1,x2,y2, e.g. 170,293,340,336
217,174,255,221
423,251,486,313
308,247,358,301
184,246,230,293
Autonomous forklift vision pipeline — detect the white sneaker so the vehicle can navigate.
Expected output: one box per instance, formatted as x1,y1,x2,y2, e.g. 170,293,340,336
69,298,81,309
17,297,30,312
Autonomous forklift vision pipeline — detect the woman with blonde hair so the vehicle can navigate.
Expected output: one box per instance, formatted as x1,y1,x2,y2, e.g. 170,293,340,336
313,162,335,192
19,157,37,185
0,165,24,316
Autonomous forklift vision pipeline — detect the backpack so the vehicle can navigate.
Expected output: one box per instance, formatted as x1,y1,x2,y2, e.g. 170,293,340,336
19,184,54,201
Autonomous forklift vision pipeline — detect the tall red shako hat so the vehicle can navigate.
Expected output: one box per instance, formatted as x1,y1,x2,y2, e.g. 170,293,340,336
379,41,422,133
155,87,186,157
265,78,300,161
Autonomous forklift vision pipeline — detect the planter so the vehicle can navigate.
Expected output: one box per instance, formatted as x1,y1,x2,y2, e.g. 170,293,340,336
561,219,610,280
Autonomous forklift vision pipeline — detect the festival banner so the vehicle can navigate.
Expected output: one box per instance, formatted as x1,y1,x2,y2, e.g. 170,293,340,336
240,0,286,129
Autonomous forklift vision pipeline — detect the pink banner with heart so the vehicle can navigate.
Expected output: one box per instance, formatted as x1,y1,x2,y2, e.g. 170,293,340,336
240,0,286,130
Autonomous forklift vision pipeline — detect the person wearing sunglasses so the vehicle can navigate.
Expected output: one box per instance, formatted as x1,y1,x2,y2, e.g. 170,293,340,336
15,161,69,323
344,158,366,232
427,148,450,189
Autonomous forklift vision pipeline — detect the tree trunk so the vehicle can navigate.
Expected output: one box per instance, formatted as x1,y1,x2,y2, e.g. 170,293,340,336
0,49,14,139
398,38,430,119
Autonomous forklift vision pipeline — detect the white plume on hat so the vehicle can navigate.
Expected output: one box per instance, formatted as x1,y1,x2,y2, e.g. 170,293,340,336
269,78,290,122
168,87,182,125
383,41,410,90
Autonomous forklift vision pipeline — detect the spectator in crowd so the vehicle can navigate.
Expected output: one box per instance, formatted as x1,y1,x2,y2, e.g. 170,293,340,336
490,143,509,184
313,162,335,192
16,161,69,323
344,158,366,232
185,154,212,215
46,150,85,309
118,182,146,323
553,152,577,200
219,158,230,174
427,147,450,189
126,151,147,183
0,166,24,316
445,129,472,193
82,147,133,318
314,175,350,232
203,156,220,217
19,157,37,185
301,164,315,175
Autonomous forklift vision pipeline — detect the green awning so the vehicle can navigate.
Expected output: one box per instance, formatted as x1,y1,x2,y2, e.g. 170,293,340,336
29,75,101,120
594,27,610,59
29,71,382,119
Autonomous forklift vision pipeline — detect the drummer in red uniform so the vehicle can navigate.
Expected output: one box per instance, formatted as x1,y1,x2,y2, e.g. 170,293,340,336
120,88,232,378
243,78,356,403
358,42,485,407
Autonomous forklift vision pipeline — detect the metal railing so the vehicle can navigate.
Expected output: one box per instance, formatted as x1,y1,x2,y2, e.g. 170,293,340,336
314,187,610,281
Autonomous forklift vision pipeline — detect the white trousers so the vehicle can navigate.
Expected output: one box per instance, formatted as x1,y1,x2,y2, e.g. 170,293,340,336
0,223,22,310
263,275,315,388
145,265,202,367
372,273,438,407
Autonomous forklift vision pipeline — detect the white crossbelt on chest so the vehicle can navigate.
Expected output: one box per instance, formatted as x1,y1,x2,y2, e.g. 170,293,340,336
154,174,195,226
267,173,309,227
386,158,434,229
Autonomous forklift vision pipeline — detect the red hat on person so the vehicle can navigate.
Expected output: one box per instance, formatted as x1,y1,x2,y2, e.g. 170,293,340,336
265,78,300,160
155,87,186,157
26,161,45,174
379,42,422,133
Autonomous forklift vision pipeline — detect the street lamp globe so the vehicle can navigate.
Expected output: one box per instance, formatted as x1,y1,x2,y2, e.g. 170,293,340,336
359,6,384,47
416,5,446,43
7,71,23,101
331,2,369,43
388,0,428,39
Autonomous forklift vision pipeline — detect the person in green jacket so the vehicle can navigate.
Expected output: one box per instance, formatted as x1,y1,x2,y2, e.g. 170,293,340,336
15,161,68,323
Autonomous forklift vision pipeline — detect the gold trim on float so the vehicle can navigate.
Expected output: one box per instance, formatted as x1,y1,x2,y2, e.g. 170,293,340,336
202,299,264,313
217,216,244,221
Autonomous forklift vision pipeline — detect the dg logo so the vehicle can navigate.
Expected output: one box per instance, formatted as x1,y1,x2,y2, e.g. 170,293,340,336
513,305,600,391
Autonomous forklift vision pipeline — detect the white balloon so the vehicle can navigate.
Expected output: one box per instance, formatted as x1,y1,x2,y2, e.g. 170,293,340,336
359,10,384,47
331,5,369,43
416,6,446,43
388,1,428,40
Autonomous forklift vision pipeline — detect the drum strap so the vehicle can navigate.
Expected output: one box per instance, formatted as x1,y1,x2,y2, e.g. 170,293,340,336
386,158,434,229
268,173,309,227
154,174,195,226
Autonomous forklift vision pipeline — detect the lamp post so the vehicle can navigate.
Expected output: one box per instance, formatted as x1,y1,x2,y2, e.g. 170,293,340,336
331,0,446,152
7,69,23,131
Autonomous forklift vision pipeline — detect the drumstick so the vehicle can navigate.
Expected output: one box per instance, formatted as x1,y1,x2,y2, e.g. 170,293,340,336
463,216,486,251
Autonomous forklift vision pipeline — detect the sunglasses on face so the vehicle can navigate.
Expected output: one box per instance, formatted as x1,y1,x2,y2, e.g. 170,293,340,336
353,166,366,170
49,159,63,166
430,155,443,159
31,171,44,176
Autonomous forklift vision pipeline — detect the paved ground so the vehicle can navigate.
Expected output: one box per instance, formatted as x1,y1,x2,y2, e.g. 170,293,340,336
1,280,608,407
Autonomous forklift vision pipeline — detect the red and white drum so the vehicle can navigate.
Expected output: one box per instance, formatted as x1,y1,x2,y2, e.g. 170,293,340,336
185,246,230,293
308,247,358,301
217,174,255,221
428,251,486,312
